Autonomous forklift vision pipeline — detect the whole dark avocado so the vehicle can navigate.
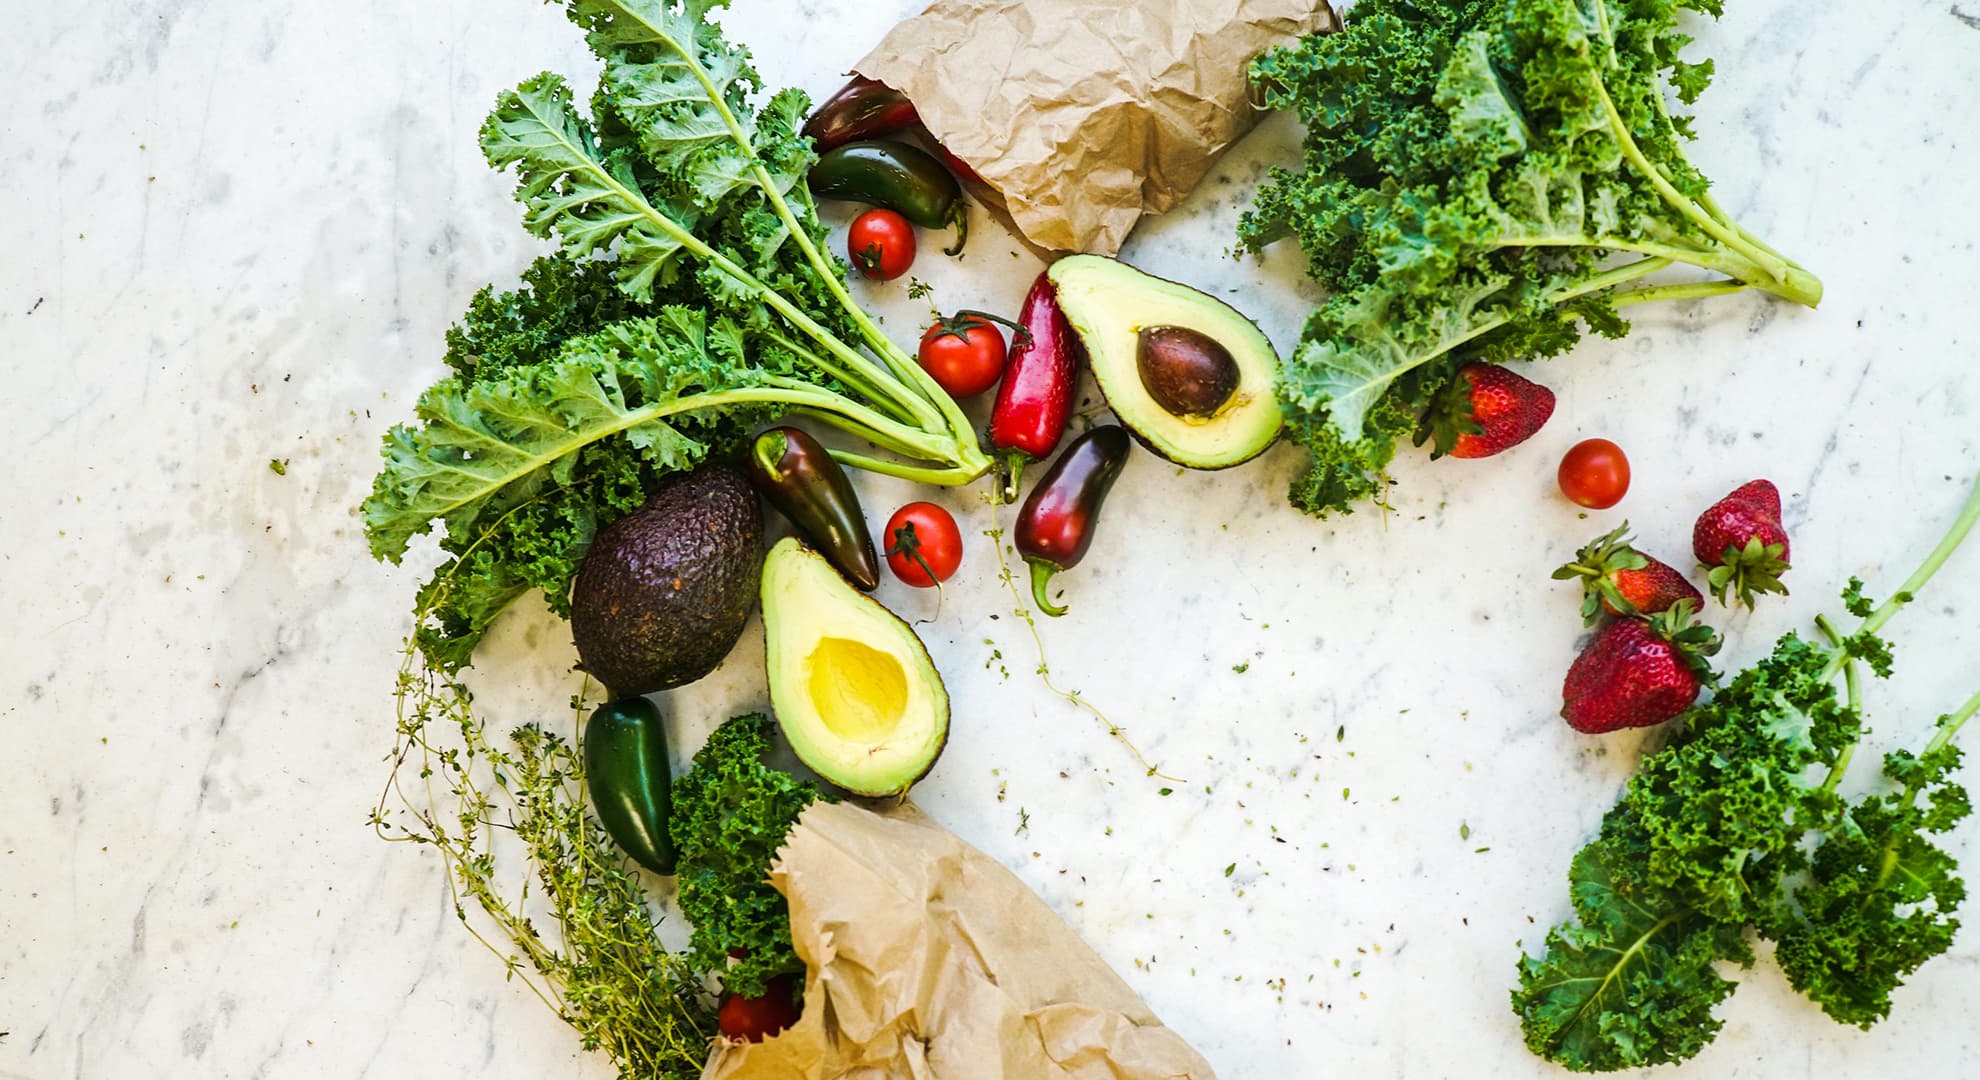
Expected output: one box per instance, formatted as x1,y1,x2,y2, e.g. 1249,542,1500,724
570,462,762,696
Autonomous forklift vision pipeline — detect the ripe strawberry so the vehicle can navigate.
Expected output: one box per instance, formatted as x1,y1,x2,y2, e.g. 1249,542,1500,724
1415,362,1557,460
1693,479,1791,609
1561,601,1720,734
1553,521,1704,624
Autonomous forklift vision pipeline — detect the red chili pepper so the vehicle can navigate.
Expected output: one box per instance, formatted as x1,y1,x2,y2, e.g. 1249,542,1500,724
802,76,919,153
1015,425,1131,618
989,272,1081,502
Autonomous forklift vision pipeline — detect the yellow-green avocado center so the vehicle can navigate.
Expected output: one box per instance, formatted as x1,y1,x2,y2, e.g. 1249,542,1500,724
1048,254,1283,469
762,538,949,797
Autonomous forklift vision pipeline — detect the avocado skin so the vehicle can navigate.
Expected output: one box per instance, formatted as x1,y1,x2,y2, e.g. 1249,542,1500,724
571,463,762,697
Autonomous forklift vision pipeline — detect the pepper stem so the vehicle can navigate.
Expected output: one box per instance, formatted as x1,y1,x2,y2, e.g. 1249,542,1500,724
750,428,788,478
998,450,1027,504
1029,559,1067,617
942,199,969,257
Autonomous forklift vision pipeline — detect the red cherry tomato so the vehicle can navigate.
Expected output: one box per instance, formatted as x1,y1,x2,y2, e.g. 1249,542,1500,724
717,975,801,1043
917,315,1008,398
1558,438,1631,509
846,209,914,281
884,502,962,587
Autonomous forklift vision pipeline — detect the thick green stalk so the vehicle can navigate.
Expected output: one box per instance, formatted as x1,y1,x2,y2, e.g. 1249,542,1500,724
760,327,927,427
1588,76,1808,300
405,383,855,525
1346,256,1675,393
825,448,984,486
1610,279,1752,307
1818,473,1980,686
634,3,968,428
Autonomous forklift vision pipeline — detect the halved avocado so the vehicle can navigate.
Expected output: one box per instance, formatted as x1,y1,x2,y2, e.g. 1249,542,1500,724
761,537,949,797
1047,254,1282,469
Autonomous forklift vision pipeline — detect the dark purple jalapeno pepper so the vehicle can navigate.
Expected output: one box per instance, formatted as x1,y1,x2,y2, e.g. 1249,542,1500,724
1015,425,1131,617
803,76,921,153
746,426,880,591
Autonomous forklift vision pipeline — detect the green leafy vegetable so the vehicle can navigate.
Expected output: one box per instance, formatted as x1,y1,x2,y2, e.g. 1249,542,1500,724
670,713,831,998
1514,477,1980,1071
364,0,989,668
371,655,713,1080
1243,0,1821,515
370,5,980,1075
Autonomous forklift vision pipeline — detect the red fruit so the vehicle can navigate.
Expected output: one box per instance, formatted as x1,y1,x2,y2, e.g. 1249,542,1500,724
1558,438,1631,509
1561,602,1720,734
1553,521,1704,624
847,209,914,281
883,501,962,587
1417,362,1557,459
717,975,802,1043
1692,479,1791,609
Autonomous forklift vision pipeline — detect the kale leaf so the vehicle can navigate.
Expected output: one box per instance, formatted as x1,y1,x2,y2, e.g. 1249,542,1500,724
364,0,989,670
1515,480,1980,1070
669,713,833,999
1244,0,1820,516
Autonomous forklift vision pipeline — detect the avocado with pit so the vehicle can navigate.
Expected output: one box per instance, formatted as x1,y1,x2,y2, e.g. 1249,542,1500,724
1047,254,1282,469
570,462,762,697
761,537,948,797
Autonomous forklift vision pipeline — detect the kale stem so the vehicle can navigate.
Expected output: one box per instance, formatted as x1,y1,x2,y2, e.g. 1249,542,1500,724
1818,472,1980,684
1855,473,1980,641
824,449,982,486
786,403,945,462
1813,612,1863,797
759,327,922,426
1609,279,1752,308
633,5,974,434
1920,686,1980,759
1590,76,1820,306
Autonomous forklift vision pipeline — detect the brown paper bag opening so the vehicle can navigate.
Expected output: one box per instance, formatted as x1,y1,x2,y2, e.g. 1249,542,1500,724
853,0,1338,256
700,801,1217,1079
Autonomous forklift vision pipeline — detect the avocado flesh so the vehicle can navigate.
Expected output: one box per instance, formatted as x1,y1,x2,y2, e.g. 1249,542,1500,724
1047,254,1283,469
761,538,949,797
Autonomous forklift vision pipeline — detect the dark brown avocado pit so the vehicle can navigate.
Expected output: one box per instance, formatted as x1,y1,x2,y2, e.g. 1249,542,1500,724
1136,325,1240,419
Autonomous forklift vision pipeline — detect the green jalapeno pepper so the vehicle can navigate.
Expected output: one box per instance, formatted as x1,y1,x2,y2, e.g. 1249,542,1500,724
746,426,881,591
809,141,967,255
583,698,676,875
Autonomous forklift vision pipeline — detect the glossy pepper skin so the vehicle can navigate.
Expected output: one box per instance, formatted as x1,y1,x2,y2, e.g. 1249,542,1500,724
583,698,677,875
990,272,1081,501
809,141,967,254
1015,425,1131,617
746,426,880,591
802,76,919,153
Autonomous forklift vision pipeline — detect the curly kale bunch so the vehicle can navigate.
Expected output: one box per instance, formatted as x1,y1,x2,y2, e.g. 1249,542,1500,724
1514,480,1980,1071
670,713,833,998
365,0,990,671
1242,0,1820,515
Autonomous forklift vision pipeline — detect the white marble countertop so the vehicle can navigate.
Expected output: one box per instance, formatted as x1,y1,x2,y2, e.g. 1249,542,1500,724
8,1,1980,1077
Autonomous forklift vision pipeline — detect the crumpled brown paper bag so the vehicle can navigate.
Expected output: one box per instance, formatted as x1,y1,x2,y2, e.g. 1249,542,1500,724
700,800,1216,1079
853,0,1337,255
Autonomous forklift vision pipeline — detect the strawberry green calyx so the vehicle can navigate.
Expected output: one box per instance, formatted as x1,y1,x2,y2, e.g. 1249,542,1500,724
1648,599,1723,680
1554,521,1653,622
1554,521,1704,624
1707,535,1792,610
